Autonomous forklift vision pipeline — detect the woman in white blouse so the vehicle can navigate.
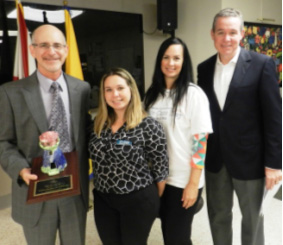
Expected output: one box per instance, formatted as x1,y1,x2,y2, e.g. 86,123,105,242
144,37,213,245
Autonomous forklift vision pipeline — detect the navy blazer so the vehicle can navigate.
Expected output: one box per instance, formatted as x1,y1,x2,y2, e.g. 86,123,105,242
197,48,282,180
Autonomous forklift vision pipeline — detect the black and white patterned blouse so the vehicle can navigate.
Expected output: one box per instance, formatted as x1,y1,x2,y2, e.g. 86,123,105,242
88,116,169,194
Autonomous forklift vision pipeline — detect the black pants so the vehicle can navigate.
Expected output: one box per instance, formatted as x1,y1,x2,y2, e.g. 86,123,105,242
93,184,159,245
160,184,203,245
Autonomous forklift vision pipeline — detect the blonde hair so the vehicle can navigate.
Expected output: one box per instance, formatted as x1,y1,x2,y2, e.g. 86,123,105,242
94,67,147,137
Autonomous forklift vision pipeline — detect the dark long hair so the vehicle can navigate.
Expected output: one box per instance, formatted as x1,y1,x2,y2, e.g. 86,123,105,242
144,37,194,122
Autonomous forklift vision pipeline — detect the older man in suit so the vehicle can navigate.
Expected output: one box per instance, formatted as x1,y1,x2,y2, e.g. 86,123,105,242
0,24,91,245
197,8,282,245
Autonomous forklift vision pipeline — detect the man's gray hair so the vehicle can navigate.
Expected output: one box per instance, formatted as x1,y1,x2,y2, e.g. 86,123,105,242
212,8,244,32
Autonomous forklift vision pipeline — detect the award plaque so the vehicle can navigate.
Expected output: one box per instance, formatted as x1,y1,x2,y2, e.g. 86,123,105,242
27,151,80,204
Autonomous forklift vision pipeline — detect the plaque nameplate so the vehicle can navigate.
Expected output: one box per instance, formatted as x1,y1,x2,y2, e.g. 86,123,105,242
27,151,80,204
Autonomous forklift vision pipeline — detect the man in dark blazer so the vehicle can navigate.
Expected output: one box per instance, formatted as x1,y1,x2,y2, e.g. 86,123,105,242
0,24,91,244
197,8,282,245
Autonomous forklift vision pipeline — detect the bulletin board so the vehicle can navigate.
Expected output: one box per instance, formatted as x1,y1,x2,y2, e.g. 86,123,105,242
240,22,282,86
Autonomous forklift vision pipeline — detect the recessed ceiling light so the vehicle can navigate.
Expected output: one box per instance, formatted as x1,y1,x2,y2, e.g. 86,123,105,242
0,31,18,37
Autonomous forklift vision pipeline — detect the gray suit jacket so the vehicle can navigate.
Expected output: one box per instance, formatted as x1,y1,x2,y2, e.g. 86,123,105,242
0,72,91,227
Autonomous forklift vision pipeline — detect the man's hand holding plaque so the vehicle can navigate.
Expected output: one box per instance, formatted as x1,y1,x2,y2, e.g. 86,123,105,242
26,131,80,204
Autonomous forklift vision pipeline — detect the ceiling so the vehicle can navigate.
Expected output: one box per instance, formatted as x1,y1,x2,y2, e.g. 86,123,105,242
0,1,142,36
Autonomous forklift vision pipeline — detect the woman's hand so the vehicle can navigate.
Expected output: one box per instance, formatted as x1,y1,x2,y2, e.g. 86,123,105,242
157,180,166,197
182,167,202,209
182,183,199,209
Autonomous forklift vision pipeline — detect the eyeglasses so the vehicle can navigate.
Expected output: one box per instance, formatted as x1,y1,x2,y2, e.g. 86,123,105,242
32,43,66,50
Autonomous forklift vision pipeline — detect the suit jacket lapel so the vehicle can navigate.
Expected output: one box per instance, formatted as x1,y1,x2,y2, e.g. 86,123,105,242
65,75,81,146
23,73,48,133
223,49,251,112
207,55,222,112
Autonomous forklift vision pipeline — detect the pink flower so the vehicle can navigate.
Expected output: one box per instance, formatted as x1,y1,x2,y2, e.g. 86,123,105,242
39,131,59,147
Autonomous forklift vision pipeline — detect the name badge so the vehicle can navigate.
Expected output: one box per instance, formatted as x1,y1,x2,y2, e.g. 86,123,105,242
116,140,132,145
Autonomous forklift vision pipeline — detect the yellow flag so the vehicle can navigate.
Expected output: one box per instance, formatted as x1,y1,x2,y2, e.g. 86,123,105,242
64,8,93,178
64,9,84,80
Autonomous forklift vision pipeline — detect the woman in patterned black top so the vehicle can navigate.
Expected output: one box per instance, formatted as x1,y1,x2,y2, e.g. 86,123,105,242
88,67,169,245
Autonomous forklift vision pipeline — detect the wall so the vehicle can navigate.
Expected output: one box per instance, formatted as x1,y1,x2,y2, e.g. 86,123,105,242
0,0,281,207
177,0,220,81
222,0,282,24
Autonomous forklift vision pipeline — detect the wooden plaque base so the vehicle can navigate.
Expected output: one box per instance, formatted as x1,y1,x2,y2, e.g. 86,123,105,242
27,151,80,204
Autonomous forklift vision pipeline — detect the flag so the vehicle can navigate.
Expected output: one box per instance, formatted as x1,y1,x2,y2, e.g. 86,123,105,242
64,7,93,179
64,8,84,80
13,0,36,80
88,159,94,180
0,0,13,84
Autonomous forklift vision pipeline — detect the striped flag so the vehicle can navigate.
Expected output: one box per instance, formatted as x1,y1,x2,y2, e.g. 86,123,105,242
13,0,36,80
64,8,84,80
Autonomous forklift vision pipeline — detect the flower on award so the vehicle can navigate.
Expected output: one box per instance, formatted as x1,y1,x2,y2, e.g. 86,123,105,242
39,131,59,149
39,131,67,176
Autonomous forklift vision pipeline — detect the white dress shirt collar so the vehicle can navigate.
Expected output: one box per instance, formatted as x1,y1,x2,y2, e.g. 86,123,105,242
37,70,67,92
216,46,241,66
214,47,241,110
